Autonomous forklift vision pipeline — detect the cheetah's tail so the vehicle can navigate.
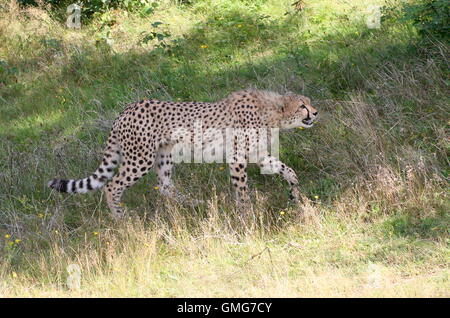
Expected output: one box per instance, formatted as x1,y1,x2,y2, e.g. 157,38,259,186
48,132,121,194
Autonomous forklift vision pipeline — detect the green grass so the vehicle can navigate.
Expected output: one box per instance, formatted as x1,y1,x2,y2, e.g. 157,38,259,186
0,0,449,297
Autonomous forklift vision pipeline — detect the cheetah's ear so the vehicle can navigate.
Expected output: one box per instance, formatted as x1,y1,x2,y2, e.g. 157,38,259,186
299,95,311,106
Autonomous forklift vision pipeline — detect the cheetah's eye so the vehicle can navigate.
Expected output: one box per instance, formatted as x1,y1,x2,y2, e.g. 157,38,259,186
300,105,306,109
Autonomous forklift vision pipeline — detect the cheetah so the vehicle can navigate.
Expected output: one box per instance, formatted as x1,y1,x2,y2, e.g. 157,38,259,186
48,89,318,218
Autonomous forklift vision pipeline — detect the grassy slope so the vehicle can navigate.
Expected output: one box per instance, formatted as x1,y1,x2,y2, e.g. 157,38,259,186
0,0,448,297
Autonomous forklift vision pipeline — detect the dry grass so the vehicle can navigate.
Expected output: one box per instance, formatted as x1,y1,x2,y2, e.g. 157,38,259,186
1,197,448,298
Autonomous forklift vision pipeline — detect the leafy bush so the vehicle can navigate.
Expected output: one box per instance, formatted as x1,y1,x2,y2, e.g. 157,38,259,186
401,0,449,39
17,0,158,19
81,0,157,18
138,21,174,51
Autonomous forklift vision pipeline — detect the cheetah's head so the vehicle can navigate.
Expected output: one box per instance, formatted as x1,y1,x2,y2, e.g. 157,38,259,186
279,93,318,129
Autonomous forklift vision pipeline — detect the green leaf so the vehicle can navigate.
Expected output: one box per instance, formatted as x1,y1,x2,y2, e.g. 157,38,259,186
151,21,163,28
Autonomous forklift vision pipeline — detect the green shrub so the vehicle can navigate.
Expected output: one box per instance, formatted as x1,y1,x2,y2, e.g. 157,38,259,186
17,0,158,19
402,0,449,39
81,0,157,18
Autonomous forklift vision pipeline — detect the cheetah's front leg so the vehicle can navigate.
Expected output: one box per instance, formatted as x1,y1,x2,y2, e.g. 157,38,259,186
229,161,250,204
155,144,177,197
258,155,300,203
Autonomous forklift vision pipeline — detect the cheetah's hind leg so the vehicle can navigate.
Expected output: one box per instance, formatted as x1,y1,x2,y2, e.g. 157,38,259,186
155,143,204,206
104,150,157,219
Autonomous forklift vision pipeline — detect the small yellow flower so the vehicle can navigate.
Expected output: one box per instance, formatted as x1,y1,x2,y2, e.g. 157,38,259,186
297,127,305,130
12,272,17,278
54,230,59,234
219,166,225,171
200,44,208,49
280,211,285,215
237,24,243,28
154,186,159,190
38,213,44,218
314,195,319,199
8,241,14,246
93,232,99,236
4,234,10,239
15,239,21,244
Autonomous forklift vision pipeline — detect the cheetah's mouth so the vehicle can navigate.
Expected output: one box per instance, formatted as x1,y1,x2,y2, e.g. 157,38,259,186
301,119,314,128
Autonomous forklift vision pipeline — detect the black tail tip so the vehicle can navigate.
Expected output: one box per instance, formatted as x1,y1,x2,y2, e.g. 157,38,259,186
48,179,68,192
